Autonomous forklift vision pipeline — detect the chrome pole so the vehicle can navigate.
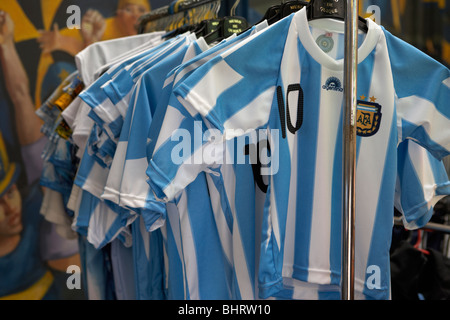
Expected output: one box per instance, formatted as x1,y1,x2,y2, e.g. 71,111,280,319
342,0,359,300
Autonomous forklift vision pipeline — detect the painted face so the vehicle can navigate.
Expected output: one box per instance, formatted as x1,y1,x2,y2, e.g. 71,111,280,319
0,184,23,237
116,2,148,36
121,3,147,19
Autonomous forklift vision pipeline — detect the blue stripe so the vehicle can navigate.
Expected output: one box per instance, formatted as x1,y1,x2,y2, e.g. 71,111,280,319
132,220,166,300
426,148,450,184
209,168,233,233
233,160,258,297
401,118,449,160
75,190,98,235
184,175,233,299
74,147,96,188
210,20,291,128
384,28,450,118
105,71,132,105
330,99,343,286
123,89,153,160
163,211,187,299
149,113,209,187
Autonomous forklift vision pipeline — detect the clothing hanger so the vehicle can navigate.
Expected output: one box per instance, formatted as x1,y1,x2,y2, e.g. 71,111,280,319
161,1,221,39
194,1,222,37
256,4,281,25
414,229,430,256
138,0,222,35
239,1,306,36
281,1,309,18
307,0,368,33
203,0,249,44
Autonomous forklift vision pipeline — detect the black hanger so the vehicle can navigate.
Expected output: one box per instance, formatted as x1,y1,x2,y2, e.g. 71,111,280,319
256,4,282,25
307,0,368,33
203,1,249,45
162,24,198,40
194,18,222,37
239,1,307,36
281,1,309,18
203,16,249,44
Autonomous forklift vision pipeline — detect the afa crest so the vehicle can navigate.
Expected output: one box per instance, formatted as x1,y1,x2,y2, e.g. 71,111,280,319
356,99,382,137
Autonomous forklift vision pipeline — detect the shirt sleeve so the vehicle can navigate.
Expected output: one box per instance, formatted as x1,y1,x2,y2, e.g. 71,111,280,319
385,30,450,160
395,139,450,229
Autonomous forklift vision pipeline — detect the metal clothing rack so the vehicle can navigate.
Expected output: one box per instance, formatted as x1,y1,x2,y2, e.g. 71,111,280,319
394,217,450,234
138,0,361,301
342,0,359,301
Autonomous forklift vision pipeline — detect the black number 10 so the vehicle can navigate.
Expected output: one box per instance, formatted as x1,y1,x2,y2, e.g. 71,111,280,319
277,84,304,139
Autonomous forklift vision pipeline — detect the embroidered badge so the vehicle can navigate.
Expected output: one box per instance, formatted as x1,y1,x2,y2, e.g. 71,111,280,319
316,34,334,53
322,77,344,92
356,96,382,137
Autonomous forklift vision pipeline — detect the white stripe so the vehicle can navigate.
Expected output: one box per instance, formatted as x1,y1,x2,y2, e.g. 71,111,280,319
355,39,395,286
220,24,272,59
91,95,121,124
233,213,255,299
87,201,119,249
80,161,110,199
131,38,187,76
154,105,186,153
119,157,151,208
116,90,133,118
184,59,243,117
163,73,175,88
102,140,127,205
409,141,437,204
443,77,450,89
269,175,281,252
139,216,150,260
174,56,213,85
178,192,199,299
397,95,450,152
280,30,302,280
163,141,224,201
308,70,343,284
173,41,236,86
281,131,298,280
166,202,187,298
205,174,233,265
223,87,275,137
221,153,254,299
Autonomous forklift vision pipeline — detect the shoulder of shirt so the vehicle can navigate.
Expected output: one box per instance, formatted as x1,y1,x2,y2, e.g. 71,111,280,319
218,14,295,60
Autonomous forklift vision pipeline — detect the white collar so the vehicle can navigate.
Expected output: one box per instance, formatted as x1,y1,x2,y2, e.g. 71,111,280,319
294,7,381,71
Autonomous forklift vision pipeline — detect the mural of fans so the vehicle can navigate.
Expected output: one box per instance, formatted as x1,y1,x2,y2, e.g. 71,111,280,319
36,0,151,56
0,9,84,300
0,131,57,300
0,0,153,300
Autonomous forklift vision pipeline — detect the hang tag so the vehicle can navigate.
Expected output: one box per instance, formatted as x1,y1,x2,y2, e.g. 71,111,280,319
310,0,344,19
282,1,308,17
223,16,249,37
206,19,221,34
